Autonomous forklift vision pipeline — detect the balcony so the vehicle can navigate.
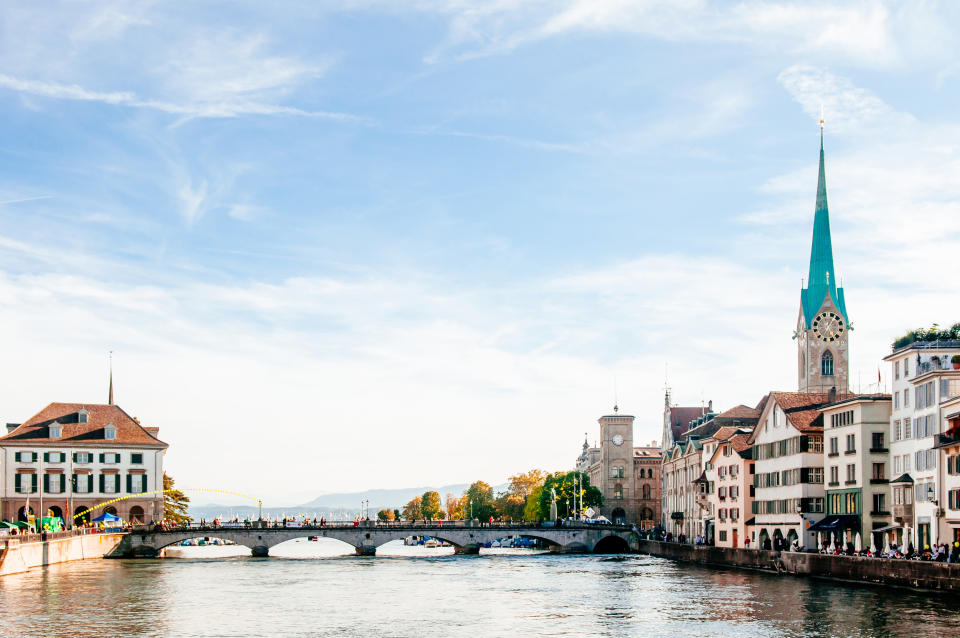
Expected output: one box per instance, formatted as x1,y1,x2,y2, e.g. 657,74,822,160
845,480,857,486
827,481,840,487
845,450,857,455
827,452,839,458
935,431,960,450
869,447,889,454
869,478,889,485
870,511,891,517
893,503,913,522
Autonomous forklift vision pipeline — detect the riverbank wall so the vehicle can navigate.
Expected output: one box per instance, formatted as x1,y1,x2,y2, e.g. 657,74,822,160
636,540,960,592
0,532,124,576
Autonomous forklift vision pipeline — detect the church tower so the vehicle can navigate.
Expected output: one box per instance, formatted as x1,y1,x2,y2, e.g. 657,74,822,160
797,127,850,393
599,406,635,524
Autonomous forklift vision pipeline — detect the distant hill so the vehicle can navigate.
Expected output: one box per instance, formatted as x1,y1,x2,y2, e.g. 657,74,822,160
297,483,474,510
186,482,510,521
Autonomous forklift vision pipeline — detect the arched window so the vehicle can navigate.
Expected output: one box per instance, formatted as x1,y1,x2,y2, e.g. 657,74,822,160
821,350,834,376
614,483,623,499
642,484,651,499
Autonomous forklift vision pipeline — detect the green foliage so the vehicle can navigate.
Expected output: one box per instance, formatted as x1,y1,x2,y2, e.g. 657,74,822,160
523,485,543,522
421,491,443,519
952,355,960,364
892,323,960,349
377,508,395,521
536,471,602,520
393,508,401,521
163,472,192,525
464,481,496,520
497,469,546,520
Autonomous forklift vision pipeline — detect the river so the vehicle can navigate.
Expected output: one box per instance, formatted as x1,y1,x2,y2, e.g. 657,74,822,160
1,539,957,637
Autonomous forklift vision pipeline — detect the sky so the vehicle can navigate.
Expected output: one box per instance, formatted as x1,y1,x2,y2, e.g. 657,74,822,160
2,1,960,506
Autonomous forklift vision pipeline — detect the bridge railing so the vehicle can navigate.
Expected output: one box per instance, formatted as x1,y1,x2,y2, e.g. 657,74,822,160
132,520,632,534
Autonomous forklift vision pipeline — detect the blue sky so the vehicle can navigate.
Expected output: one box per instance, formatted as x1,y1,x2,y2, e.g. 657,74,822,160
2,1,960,504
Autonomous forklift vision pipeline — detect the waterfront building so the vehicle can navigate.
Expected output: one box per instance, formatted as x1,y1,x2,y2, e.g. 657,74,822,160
884,340,960,548
749,392,828,549
575,407,661,526
0,402,168,525
817,395,892,550
706,428,755,548
937,397,960,544
661,405,759,540
795,130,849,395
662,436,702,540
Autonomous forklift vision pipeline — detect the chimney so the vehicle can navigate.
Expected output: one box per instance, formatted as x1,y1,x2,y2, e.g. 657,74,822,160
708,399,713,412
6,423,20,434
828,387,837,403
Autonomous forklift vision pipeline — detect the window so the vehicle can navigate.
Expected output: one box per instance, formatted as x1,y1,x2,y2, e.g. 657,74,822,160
609,466,624,479
846,464,856,483
846,434,856,453
14,451,36,463
74,452,92,464
730,465,738,478
872,432,885,450
872,463,885,480
829,437,839,455
43,452,66,463
131,453,143,464
74,474,91,493
99,453,120,464
829,466,839,484
642,484,651,499
719,531,728,542
46,473,63,493
15,473,37,494
821,350,834,376
894,456,901,474
49,424,62,438
719,486,727,499
904,358,910,376
101,474,119,494
613,484,623,499
894,393,900,409
78,409,88,423
903,454,911,473
730,507,739,521
104,424,117,440
872,493,886,514
895,360,900,380
903,418,912,439
127,474,146,494
904,389,909,408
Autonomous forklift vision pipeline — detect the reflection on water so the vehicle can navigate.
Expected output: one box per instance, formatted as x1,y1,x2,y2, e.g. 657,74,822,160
1,542,958,637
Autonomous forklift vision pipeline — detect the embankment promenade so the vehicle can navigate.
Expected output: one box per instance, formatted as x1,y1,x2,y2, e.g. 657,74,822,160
637,539,960,592
0,530,124,576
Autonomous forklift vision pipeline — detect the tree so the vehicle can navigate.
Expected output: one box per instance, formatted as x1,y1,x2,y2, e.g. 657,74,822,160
445,493,462,520
421,491,443,520
393,508,401,521
402,496,423,520
464,481,495,520
523,485,543,522
163,472,192,525
377,508,395,522
498,469,546,520
536,471,602,520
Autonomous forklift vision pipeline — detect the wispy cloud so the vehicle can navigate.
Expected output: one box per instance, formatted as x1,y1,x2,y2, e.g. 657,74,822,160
0,73,371,123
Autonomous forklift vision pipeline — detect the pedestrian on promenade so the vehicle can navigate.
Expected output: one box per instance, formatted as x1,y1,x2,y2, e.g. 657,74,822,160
744,536,750,549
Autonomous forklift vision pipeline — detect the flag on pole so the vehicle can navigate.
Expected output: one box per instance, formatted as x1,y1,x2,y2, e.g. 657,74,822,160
878,368,882,384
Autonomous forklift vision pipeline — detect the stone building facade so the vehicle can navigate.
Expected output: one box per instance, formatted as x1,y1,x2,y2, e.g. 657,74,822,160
576,408,661,526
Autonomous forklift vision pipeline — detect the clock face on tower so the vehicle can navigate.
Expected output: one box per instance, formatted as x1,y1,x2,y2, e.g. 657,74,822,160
812,311,845,343
612,434,624,446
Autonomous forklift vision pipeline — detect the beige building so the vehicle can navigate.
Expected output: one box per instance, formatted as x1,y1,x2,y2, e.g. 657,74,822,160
1,402,168,526
706,430,754,548
576,407,661,525
818,395,892,550
937,397,960,545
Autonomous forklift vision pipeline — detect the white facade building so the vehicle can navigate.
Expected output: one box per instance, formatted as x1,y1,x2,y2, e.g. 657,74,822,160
1,402,167,526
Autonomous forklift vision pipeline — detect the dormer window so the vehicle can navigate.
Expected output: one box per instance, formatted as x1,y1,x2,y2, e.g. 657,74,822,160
49,423,62,439
78,409,88,424
104,424,117,440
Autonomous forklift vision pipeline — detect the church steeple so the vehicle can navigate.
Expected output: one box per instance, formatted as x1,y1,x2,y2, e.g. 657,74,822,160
800,129,848,327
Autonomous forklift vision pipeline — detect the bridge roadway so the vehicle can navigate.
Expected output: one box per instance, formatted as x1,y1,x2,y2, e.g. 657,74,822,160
109,521,639,557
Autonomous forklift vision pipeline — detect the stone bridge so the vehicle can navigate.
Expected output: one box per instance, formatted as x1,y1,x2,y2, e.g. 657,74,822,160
108,522,639,558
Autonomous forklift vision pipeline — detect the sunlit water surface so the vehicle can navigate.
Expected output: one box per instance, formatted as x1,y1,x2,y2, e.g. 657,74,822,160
2,539,958,637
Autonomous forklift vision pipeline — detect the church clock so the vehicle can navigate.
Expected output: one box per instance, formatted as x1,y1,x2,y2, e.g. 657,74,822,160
612,434,624,446
811,311,845,343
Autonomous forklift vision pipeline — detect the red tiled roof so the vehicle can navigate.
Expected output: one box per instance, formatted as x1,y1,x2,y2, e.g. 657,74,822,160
785,408,823,433
712,426,740,442
728,433,753,453
715,405,761,420
0,403,168,448
669,405,709,441
770,391,832,410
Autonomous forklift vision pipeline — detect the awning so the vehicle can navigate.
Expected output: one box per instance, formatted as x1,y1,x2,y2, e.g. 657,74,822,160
744,517,756,526
872,524,901,533
809,514,860,531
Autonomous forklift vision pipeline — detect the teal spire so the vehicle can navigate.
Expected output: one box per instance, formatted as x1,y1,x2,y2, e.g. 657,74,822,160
801,131,848,326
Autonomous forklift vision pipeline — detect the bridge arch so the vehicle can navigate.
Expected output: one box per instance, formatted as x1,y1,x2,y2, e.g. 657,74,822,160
593,534,630,554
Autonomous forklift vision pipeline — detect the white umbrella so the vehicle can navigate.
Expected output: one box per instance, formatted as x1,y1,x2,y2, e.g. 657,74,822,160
883,531,890,554
817,531,823,549
903,525,911,550
854,532,862,552
869,535,877,554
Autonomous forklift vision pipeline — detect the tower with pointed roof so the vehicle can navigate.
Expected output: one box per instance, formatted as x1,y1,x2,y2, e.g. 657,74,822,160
797,129,850,393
